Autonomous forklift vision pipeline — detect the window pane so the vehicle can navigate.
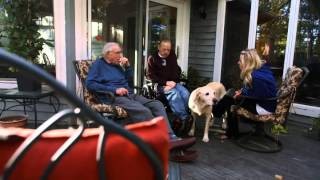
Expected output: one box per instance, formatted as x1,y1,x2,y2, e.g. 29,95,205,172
90,0,144,66
148,2,177,55
221,1,250,89
0,0,55,78
294,0,320,106
256,0,291,86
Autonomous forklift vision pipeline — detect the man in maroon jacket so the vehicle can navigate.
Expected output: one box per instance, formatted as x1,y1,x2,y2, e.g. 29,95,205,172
147,39,192,136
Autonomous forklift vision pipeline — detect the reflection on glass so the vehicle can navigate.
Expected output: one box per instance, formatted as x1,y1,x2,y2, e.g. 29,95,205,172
38,14,55,76
0,0,55,77
148,2,177,55
221,1,250,89
90,0,142,67
256,0,291,86
294,0,320,106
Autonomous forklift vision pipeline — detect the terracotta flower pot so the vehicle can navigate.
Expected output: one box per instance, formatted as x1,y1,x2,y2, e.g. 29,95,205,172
0,115,27,128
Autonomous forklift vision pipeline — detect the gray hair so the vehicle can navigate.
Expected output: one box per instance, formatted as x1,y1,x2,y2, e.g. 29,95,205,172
102,42,120,55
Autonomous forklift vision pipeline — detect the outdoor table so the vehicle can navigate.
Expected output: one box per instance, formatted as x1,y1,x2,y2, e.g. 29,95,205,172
0,88,60,127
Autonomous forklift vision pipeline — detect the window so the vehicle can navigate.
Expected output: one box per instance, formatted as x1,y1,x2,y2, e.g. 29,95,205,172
294,0,320,106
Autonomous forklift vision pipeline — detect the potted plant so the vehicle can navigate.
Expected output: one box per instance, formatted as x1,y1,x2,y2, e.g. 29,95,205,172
0,0,52,91
271,123,288,142
0,115,27,128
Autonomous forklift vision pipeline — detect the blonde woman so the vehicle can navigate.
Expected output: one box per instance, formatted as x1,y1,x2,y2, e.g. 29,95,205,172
213,49,277,138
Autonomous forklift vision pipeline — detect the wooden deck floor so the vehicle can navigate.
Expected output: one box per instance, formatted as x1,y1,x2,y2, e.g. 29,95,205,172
179,122,320,180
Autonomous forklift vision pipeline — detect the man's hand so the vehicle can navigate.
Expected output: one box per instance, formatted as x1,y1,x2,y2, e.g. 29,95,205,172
119,57,130,68
166,81,176,88
163,81,176,92
163,86,172,92
116,87,128,96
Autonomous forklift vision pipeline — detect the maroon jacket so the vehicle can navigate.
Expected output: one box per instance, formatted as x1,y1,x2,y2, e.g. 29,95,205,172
147,51,181,86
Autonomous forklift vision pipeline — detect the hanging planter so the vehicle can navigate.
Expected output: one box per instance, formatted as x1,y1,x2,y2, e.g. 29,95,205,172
0,115,28,128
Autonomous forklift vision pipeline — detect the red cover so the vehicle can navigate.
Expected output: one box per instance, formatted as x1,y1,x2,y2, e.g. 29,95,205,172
0,117,169,180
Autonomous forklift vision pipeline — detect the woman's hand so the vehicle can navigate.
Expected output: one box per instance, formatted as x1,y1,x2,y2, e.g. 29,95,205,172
234,89,242,99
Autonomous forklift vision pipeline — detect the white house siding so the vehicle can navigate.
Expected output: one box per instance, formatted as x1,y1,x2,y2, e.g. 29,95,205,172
188,0,218,80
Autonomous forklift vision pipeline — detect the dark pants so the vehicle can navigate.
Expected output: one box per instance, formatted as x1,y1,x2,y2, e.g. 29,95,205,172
109,94,174,134
213,96,258,138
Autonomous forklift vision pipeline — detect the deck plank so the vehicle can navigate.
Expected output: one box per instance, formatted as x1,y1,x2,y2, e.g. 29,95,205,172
180,122,320,180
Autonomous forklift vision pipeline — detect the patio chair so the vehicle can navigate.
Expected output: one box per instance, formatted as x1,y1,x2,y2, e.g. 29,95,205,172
0,49,168,179
230,66,309,153
73,60,128,122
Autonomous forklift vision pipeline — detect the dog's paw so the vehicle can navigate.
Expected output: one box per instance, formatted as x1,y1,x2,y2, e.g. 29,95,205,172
202,136,209,143
188,130,195,136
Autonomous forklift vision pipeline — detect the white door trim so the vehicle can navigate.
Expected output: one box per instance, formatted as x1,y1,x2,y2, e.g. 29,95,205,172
53,0,67,86
291,103,320,118
213,0,226,82
75,0,88,60
283,0,301,78
247,0,259,49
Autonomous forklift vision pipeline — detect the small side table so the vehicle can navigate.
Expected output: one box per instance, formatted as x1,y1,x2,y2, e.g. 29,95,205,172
0,88,60,127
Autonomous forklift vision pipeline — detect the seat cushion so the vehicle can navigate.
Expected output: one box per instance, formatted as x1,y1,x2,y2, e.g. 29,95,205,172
0,117,169,180
231,105,276,122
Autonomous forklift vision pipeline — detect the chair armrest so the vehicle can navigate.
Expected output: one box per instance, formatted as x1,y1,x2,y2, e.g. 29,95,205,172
237,95,278,101
236,89,293,105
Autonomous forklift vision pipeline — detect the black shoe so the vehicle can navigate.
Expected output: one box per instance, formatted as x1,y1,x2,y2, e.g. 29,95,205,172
172,117,183,135
170,149,198,162
225,88,236,98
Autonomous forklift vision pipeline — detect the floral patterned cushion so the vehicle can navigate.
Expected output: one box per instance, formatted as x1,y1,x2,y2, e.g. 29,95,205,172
231,66,304,124
75,60,128,119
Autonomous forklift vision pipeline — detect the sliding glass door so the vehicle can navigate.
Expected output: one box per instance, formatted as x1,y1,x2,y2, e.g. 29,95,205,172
89,0,145,82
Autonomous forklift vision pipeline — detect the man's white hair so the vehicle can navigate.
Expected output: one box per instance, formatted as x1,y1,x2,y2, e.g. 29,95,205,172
102,42,120,55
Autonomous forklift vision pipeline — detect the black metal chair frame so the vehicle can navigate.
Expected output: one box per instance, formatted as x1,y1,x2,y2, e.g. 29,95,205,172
0,49,164,180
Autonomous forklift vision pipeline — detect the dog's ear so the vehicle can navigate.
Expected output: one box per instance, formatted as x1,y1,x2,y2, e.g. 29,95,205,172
195,91,201,100
219,87,227,99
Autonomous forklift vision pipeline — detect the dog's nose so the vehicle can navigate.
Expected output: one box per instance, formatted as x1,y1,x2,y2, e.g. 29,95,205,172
212,99,218,105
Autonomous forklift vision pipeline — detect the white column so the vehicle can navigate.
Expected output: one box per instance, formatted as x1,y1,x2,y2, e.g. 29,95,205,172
283,0,301,78
247,0,259,49
213,0,226,82
87,0,92,58
178,0,190,73
53,0,67,86
75,0,88,60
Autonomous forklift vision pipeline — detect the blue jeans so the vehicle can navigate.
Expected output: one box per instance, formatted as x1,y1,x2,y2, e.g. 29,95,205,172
163,84,190,120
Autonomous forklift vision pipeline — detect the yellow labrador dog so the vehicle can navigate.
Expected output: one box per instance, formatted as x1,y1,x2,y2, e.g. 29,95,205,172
188,82,226,142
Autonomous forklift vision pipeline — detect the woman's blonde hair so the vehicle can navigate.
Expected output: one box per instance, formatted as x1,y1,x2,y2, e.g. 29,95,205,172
239,49,262,87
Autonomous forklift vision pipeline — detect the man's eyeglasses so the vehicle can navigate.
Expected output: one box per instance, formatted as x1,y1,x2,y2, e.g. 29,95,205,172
112,51,122,54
